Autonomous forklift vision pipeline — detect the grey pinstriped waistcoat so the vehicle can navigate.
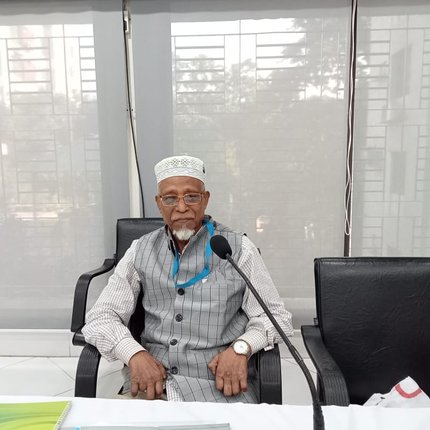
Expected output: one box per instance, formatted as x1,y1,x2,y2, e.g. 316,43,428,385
133,217,258,403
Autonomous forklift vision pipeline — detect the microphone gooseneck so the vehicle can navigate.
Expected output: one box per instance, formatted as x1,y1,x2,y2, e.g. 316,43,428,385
210,235,325,430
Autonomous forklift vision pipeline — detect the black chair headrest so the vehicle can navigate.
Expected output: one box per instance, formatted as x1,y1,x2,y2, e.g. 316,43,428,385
115,218,164,264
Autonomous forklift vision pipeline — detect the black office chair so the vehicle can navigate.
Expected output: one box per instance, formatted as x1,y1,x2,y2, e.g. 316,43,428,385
301,257,430,406
71,218,282,403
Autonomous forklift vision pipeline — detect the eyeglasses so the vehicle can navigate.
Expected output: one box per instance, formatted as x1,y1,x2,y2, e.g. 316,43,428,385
159,193,204,207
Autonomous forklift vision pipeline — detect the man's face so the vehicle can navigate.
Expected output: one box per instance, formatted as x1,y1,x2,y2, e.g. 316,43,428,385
155,176,210,237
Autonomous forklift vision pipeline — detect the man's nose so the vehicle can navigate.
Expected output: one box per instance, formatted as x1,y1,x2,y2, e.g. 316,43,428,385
175,197,188,211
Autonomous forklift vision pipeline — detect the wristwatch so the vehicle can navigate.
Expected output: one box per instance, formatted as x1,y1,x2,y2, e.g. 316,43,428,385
232,339,251,358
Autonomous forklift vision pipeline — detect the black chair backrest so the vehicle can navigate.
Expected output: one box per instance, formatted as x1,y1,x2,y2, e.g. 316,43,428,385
315,257,430,405
115,218,164,265
115,218,164,342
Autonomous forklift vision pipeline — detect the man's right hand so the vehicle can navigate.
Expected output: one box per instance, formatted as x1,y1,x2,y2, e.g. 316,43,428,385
128,350,166,400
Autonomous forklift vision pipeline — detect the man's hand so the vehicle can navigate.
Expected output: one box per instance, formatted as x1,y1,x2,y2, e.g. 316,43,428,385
208,347,248,397
128,350,166,400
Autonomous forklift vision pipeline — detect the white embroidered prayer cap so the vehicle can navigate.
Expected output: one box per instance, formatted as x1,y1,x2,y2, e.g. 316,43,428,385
154,155,206,184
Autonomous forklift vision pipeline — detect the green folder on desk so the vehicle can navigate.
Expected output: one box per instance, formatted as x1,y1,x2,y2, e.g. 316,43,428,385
0,401,71,429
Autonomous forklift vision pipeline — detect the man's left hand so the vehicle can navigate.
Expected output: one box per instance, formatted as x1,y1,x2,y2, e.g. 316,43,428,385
208,347,248,396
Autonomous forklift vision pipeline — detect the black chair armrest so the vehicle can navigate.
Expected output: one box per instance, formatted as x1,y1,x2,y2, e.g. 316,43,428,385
72,329,86,347
71,258,115,334
74,343,102,398
252,344,282,404
301,325,349,406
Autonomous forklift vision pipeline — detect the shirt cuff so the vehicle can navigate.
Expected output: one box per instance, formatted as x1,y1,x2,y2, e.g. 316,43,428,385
237,329,269,356
114,337,146,365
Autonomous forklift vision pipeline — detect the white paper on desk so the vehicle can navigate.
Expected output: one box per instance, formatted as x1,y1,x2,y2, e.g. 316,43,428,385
63,424,230,430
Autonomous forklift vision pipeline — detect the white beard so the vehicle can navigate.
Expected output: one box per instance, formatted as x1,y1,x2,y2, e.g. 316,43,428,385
173,228,195,241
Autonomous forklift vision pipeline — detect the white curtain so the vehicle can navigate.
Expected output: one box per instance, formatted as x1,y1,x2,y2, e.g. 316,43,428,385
351,1,430,256
131,0,351,327
0,0,130,328
5,0,428,331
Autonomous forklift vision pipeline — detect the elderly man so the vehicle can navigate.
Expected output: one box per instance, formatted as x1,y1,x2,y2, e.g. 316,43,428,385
83,155,293,403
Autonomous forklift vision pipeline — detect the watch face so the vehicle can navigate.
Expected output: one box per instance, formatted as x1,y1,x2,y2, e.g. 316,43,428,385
233,340,250,356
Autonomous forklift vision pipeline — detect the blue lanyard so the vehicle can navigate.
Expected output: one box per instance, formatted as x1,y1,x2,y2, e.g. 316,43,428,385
171,220,214,288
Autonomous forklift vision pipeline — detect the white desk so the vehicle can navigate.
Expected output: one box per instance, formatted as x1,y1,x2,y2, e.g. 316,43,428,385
1,396,429,430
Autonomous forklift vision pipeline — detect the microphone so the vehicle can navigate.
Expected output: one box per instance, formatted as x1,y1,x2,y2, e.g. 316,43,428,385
210,235,325,430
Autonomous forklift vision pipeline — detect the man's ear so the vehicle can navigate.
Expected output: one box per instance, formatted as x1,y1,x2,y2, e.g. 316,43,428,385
203,191,210,208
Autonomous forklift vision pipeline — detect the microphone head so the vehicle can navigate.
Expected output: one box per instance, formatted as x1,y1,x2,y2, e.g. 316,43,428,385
210,235,232,260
